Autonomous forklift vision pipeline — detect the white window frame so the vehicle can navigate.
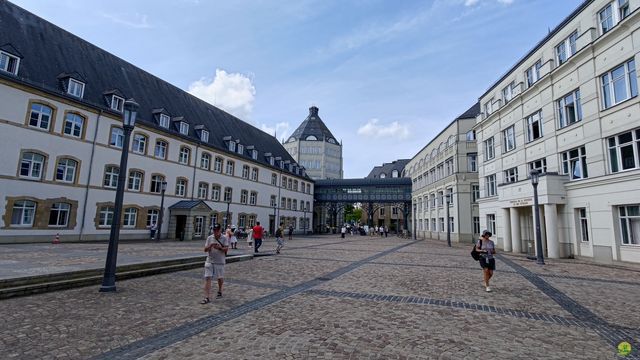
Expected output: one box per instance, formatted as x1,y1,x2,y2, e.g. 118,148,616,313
561,146,588,180
484,98,494,117
110,127,124,148
20,152,45,180
154,140,167,159
229,141,236,152
466,130,476,141
525,110,543,143
201,130,209,143
63,113,84,138
175,178,187,197
211,185,221,201
123,208,137,228
504,167,518,183
599,1,629,35
198,182,209,199
147,209,159,227
237,144,244,155
485,174,497,197
132,134,147,154
49,202,70,227
29,103,53,130
0,50,20,75
619,204,640,245
529,158,547,174
159,114,170,128
110,95,124,112
56,158,77,183
150,175,165,193
179,147,190,165
128,170,143,191
250,191,257,205
179,121,189,135
11,200,36,227
601,59,637,109
487,214,496,235
555,31,578,66
558,89,582,128
503,125,516,152
484,137,495,161
525,60,542,88
200,153,211,169
223,187,232,202
608,128,640,173
242,165,250,179
99,206,115,227
240,190,248,204
578,208,589,242
251,149,258,160
502,82,514,104
472,184,480,202
468,153,477,172
103,166,119,188
214,157,223,172
225,160,234,175
67,78,85,98
251,168,259,181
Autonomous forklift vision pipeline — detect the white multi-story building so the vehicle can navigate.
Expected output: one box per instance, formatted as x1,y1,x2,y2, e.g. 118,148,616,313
0,2,313,242
475,0,640,263
405,104,480,243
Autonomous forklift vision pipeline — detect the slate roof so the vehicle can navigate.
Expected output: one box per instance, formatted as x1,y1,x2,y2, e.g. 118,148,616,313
0,1,309,179
168,200,212,210
366,159,410,179
288,106,338,143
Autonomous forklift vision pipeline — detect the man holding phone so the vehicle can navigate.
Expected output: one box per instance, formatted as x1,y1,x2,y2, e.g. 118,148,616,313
201,223,229,304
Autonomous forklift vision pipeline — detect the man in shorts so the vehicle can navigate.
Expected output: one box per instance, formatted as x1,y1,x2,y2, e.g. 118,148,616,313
275,222,285,254
201,223,229,304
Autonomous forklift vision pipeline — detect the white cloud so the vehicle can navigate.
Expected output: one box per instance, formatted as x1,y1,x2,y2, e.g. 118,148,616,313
464,0,480,6
188,69,256,121
464,0,513,6
101,12,152,29
260,122,291,141
497,0,514,4
357,119,409,139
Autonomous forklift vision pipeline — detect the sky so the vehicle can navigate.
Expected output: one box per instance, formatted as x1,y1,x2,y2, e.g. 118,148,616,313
12,0,584,178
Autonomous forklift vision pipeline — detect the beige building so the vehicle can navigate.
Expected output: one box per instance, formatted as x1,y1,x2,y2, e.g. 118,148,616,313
475,0,640,263
405,104,480,243
284,106,343,180
0,2,313,242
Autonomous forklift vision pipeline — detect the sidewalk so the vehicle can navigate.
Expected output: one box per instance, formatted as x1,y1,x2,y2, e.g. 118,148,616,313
0,239,257,281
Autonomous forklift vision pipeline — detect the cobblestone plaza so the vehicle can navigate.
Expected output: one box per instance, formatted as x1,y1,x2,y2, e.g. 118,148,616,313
1,235,638,359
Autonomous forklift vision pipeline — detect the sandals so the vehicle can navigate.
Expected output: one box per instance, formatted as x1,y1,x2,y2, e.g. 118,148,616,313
200,297,210,304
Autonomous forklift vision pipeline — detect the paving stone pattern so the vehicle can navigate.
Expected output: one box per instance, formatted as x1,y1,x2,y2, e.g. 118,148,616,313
0,235,638,359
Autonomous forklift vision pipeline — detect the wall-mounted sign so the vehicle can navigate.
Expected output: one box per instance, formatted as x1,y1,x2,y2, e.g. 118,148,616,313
510,198,532,207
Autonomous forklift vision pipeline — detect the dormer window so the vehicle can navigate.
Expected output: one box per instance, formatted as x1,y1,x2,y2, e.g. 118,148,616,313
270,157,275,166
251,149,258,160
67,78,85,98
110,95,124,112
159,114,170,128
279,160,284,169
0,50,20,75
229,141,236,152
179,121,188,135
237,144,244,155
201,130,209,142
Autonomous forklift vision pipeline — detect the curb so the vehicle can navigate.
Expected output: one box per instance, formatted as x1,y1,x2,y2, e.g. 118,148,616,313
0,254,253,300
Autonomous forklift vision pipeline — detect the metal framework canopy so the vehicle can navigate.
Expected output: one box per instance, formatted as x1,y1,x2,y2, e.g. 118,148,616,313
314,178,412,203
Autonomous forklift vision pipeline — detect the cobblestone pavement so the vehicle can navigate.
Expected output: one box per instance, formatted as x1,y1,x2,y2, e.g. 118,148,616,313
1,235,638,359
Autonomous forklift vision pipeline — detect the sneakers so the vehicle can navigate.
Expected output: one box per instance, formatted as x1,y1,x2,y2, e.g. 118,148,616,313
200,297,210,304
486,287,492,292
216,291,223,299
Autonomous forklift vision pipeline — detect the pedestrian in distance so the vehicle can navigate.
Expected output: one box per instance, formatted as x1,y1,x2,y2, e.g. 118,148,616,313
252,221,264,253
149,223,157,241
384,226,388,238
246,227,254,249
476,230,496,292
288,224,294,240
228,225,238,250
275,222,285,254
201,223,229,304
341,225,346,239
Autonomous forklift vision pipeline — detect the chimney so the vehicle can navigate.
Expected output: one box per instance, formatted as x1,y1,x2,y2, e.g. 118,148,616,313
309,106,319,117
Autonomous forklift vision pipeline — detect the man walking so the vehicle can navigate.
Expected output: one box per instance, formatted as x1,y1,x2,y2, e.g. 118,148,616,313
201,223,229,304
252,221,264,253
288,224,293,240
275,222,285,254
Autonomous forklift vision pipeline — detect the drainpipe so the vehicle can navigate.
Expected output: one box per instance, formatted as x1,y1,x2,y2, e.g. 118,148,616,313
191,144,199,200
78,109,103,241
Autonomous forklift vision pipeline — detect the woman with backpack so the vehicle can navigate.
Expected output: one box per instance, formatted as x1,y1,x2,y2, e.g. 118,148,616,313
476,230,496,292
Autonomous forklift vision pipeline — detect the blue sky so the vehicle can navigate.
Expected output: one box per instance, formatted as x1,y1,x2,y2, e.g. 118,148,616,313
13,0,583,178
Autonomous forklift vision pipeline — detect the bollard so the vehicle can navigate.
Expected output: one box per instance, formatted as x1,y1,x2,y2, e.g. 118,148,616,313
53,233,60,244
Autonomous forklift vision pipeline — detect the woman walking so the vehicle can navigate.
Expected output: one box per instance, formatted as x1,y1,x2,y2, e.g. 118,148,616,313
476,230,496,292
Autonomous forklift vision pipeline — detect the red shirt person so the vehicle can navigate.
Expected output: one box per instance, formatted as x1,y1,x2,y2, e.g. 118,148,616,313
252,221,264,253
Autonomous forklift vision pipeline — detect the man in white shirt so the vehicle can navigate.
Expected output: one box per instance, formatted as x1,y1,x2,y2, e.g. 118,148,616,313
201,223,229,304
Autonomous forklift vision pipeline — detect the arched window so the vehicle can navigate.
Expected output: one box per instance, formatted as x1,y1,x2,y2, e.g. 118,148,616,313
103,165,119,188
379,173,386,178
29,103,53,130
20,151,46,180
150,174,166,193
392,170,399,178
154,140,168,159
175,178,188,197
200,153,211,170
48,202,70,227
63,112,84,138
198,182,209,199
306,135,318,140
211,184,221,201
251,167,259,181
225,160,234,175
123,208,138,227
250,191,257,205
11,200,37,227
179,147,191,165
110,127,124,148
223,187,233,202
128,170,144,191
132,133,148,154
56,158,78,183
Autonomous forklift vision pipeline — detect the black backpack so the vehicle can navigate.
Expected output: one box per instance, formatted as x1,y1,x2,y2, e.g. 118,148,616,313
471,240,482,261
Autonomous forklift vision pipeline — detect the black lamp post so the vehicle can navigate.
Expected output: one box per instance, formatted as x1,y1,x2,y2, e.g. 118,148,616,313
157,181,167,241
273,203,277,234
100,99,139,292
224,198,231,229
446,194,451,247
530,169,545,265
303,205,307,236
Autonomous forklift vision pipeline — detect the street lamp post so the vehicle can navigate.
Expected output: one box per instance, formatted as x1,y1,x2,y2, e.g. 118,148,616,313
303,206,307,236
273,203,277,235
224,199,231,229
100,99,139,292
530,169,545,265
446,194,451,247
157,181,167,241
